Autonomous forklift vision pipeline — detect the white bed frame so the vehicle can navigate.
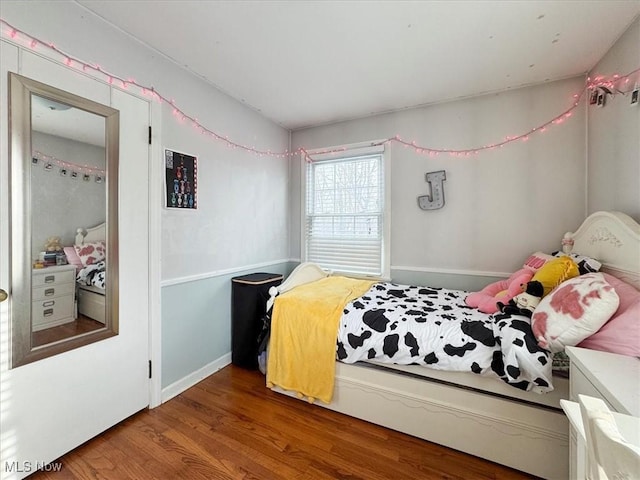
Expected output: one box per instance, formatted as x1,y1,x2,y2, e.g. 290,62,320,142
269,211,640,479
75,222,106,324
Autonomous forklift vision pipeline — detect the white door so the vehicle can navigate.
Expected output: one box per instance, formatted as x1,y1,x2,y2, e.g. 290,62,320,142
0,43,151,479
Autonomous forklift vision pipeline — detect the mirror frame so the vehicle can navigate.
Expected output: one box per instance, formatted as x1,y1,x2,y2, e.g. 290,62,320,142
9,72,120,367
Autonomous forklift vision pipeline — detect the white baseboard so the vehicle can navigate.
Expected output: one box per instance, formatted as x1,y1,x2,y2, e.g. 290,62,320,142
161,353,231,403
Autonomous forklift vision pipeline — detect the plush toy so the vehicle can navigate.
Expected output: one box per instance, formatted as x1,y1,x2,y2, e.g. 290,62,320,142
497,280,544,318
465,268,534,314
44,236,63,252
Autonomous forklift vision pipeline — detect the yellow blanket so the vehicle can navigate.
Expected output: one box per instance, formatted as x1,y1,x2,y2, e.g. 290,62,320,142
266,276,375,404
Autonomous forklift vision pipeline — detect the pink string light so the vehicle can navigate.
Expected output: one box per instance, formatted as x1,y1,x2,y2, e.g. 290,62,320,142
32,150,107,176
2,18,638,163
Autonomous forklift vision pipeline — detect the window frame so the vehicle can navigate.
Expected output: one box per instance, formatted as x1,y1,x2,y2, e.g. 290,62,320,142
301,141,391,279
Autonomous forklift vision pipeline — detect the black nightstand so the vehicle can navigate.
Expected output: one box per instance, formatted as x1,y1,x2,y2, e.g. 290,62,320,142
231,272,283,369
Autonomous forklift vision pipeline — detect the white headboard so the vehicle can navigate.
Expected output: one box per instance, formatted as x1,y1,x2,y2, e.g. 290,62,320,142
75,222,106,246
563,211,640,289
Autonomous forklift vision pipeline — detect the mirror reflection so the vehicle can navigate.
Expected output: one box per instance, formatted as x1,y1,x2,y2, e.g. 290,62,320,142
30,95,108,347
9,72,119,367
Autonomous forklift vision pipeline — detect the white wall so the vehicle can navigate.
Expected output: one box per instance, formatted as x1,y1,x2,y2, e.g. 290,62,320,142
587,17,640,222
159,98,290,281
291,77,587,282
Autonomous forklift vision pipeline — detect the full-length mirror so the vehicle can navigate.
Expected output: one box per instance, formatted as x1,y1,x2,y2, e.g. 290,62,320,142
9,73,119,367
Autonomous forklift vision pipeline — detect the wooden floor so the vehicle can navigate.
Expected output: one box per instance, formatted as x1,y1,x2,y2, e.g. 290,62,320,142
32,315,104,347
32,366,538,480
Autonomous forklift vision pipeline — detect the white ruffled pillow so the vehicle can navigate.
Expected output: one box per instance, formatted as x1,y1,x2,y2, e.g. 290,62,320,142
531,273,619,353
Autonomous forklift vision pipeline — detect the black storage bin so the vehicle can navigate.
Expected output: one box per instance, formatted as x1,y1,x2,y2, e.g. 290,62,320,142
231,272,283,369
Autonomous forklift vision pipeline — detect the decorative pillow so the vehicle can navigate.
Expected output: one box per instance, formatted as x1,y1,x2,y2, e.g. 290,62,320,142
531,273,620,353
551,251,602,275
63,246,83,271
522,251,555,272
465,268,534,314
74,241,106,267
531,256,580,297
578,273,640,357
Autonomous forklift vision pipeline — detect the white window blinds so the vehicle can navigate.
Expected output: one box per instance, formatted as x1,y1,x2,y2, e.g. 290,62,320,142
304,148,385,276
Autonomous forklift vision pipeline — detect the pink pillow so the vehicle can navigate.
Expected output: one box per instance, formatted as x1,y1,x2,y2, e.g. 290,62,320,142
465,268,534,314
532,273,620,353
74,241,106,267
63,246,83,271
522,251,554,272
578,273,640,357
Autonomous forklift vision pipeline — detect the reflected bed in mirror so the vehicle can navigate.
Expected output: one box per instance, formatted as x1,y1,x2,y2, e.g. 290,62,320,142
74,223,107,324
9,72,119,367
32,223,108,348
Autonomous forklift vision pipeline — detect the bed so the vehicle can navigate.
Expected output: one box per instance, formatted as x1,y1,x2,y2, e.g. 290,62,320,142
71,222,107,324
265,210,640,479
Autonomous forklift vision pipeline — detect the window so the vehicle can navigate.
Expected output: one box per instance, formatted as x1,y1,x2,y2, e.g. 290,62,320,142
303,144,389,277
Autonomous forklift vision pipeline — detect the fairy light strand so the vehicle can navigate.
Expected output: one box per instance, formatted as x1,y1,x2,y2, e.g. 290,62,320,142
2,18,638,163
32,150,106,175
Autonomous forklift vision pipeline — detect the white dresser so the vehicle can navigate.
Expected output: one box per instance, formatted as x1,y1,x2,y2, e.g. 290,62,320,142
564,346,640,480
32,264,76,331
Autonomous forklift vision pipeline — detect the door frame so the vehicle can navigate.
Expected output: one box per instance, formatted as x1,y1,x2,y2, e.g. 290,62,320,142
148,100,163,408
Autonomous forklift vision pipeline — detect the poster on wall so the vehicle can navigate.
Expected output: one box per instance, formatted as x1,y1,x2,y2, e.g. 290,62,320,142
164,148,197,209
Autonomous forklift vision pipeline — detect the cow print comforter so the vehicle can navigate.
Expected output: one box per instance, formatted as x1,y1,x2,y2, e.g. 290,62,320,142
337,282,553,393
76,260,106,290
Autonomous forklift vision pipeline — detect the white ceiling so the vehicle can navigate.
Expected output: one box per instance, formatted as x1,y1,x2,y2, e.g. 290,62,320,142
32,94,106,147
76,0,640,131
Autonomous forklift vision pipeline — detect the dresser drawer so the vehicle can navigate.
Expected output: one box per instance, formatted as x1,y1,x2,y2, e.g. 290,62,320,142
570,365,615,411
32,282,75,301
32,295,74,326
33,269,75,287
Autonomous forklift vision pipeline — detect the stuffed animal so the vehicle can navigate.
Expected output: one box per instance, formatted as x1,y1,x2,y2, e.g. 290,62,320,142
44,236,63,252
465,268,534,314
497,280,544,318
